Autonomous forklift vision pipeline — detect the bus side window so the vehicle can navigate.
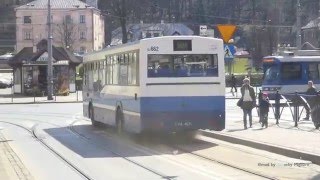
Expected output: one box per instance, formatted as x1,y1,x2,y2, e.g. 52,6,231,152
281,63,302,80
308,63,320,80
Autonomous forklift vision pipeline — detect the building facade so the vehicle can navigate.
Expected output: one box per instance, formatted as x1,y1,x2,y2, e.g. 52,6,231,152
15,0,105,54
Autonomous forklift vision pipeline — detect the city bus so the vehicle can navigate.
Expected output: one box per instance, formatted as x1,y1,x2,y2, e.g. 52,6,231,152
82,36,225,134
262,50,320,97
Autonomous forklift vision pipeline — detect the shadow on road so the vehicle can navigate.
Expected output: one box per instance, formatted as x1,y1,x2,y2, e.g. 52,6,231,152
43,124,218,158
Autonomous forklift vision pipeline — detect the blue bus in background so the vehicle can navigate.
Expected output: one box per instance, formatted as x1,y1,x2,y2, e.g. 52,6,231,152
262,50,320,97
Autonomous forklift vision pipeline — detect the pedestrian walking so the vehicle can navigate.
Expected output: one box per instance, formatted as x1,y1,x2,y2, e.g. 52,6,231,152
303,81,317,120
259,93,270,128
240,78,256,129
230,74,237,96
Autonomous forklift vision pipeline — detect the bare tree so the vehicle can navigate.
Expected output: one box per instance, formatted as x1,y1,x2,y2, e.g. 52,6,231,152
100,0,137,44
54,17,78,51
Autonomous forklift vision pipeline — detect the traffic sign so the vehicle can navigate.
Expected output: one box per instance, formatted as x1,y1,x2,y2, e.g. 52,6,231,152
224,44,236,60
217,24,236,43
199,25,207,36
206,29,215,37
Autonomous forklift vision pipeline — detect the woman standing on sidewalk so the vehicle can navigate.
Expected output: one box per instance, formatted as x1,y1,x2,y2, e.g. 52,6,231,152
240,78,256,129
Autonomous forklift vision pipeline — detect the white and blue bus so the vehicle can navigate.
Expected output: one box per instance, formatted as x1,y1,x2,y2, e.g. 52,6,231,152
262,50,320,97
82,36,225,133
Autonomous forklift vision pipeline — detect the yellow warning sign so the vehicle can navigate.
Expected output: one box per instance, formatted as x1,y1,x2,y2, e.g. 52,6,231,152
217,24,236,43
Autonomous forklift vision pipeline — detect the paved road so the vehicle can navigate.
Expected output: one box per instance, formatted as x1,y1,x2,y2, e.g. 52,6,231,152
0,103,319,179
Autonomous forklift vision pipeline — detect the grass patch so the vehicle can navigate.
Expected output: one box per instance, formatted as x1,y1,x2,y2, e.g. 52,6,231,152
225,58,261,74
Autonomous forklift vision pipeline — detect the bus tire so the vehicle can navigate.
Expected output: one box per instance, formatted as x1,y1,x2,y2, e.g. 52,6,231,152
311,105,320,129
89,104,99,127
116,107,124,134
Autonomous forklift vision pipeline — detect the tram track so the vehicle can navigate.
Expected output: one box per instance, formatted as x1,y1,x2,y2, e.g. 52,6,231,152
0,113,177,179
0,112,285,180
68,120,176,180
166,143,277,180
0,120,94,180
71,118,275,179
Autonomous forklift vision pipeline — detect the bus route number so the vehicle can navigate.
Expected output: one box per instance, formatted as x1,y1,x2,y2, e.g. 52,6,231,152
147,46,159,52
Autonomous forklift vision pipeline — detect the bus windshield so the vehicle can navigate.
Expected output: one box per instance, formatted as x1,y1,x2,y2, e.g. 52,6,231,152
147,54,218,77
264,66,279,82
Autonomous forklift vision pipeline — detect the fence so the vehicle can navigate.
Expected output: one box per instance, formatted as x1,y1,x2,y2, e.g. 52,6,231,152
0,86,82,104
257,90,320,129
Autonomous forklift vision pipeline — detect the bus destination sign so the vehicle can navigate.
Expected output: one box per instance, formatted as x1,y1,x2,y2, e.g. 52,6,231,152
173,40,192,51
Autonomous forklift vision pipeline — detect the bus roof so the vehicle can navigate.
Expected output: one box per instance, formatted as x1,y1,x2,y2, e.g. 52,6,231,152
263,55,320,63
83,36,223,63
85,36,222,56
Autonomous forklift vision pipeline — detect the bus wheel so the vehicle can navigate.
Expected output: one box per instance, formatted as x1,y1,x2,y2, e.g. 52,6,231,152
116,108,124,134
89,105,99,127
311,105,320,129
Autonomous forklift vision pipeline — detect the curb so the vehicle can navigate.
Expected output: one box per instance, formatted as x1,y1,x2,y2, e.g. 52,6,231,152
200,130,320,165
225,97,241,99
0,101,82,105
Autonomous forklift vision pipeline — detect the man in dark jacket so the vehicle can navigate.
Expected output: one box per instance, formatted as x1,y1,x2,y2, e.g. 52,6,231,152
230,74,237,94
259,93,270,128
304,81,317,120
240,78,256,129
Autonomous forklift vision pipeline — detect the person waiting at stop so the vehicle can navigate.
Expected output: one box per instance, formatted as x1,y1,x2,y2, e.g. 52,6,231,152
303,81,317,120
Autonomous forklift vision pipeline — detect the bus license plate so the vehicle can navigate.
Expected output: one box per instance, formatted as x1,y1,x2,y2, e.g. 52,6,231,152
175,122,192,127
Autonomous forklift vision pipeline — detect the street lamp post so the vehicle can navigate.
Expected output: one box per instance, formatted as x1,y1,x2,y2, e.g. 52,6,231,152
296,0,302,49
47,0,53,100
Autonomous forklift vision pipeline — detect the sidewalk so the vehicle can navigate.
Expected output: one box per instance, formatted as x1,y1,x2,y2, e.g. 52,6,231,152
0,130,33,180
203,96,320,165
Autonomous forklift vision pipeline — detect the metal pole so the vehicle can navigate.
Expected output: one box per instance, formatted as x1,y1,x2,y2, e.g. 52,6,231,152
47,0,53,100
294,92,299,127
33,88,35,103
258,90,262,118
275,91,280,124
11,80,13,103
296,0,302,49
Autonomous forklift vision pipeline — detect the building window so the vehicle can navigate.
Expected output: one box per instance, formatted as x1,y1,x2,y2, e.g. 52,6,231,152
65,15,72,24
66,31,72,40
80,31,86,39
24,31,32,40
24,16,31,24
80,15,85,23
146,32,152,38
80,46,86,54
